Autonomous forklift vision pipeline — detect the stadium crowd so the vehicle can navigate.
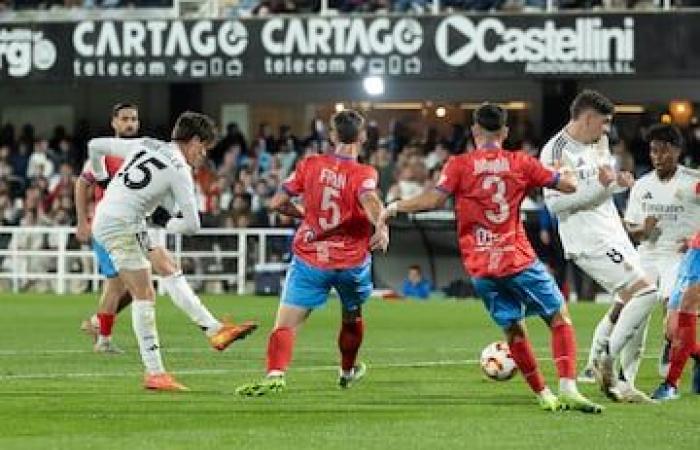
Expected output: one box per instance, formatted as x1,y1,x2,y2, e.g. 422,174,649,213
1,112,699,296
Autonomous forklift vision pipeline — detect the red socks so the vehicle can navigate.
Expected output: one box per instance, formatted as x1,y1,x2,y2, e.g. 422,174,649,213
97,313,115,337
267,327,295,373
338,318,364,371
551,322,577,380
509,337,546,394
666,312,697,388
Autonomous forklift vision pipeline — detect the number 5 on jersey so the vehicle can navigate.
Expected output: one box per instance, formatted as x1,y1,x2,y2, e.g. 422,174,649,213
319,186,341,230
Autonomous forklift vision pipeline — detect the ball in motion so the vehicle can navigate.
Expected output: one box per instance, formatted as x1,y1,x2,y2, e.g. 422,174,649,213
479,341,517,381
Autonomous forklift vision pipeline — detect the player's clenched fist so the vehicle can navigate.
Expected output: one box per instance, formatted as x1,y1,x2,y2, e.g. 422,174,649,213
616,171,635,189
597,164,616,187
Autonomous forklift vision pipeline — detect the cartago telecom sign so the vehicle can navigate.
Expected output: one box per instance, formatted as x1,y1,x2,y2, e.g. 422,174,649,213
0,13,698,81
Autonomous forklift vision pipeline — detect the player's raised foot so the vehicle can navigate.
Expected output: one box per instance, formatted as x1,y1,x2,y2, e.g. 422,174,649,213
658,340,671,378
537,389,561,412
80,318,99,343
650,381,680,402
576,366,596,384
614,381,657,404
144,373,189,392
691,356,700,394
338,362,367,389
209,320,258,351
236,375,286,397
559,391,604,414
93,339,124,354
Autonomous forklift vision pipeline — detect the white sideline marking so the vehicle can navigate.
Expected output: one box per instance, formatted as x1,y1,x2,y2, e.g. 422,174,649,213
0,355,659,381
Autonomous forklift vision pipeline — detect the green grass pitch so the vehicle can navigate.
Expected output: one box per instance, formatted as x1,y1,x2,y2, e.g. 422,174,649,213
0,293,697,450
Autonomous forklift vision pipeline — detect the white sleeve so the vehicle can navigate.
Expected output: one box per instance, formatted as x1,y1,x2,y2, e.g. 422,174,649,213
165,168,200,234
540,141,614,215
87,137,137,181
624,183,643,225
545,180,615,215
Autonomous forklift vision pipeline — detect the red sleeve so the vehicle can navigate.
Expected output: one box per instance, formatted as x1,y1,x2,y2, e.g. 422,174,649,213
282,158,306,196
523,154,558,189
435,156,461,195
356,165,378,200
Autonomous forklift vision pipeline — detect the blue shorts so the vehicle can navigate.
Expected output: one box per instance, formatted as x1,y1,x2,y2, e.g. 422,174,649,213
668,249,700,310
281,255,373,311
472,260,564,329
92,239,118,278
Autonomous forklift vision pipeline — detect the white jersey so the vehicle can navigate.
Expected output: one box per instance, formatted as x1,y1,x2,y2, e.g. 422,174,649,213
88,137,200,235
541,130,629,257
625,166,700,260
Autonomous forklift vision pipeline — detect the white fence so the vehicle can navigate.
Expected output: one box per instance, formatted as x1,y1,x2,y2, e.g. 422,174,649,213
0,226,294,295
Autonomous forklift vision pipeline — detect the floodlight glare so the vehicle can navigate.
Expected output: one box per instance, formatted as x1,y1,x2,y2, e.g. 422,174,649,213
363,77,385,96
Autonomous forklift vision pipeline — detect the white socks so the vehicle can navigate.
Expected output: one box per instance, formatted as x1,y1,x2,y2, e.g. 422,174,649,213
161,273,221,337
608,288,659,358
559,378,578,395
132,300,165,375
619,314,650,385
585,314,614,368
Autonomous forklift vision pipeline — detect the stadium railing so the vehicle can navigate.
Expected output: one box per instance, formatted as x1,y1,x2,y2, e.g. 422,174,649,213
0,226,294,295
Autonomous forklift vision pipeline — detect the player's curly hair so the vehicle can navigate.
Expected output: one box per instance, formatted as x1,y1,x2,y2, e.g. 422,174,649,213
570,90,615,119
646,123,684,149
331,110,365,144
172,111,217,144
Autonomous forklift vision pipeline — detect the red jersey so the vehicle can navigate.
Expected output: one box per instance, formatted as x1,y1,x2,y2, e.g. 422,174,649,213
689,232,700,249
283,154,378,269
436,147,558,278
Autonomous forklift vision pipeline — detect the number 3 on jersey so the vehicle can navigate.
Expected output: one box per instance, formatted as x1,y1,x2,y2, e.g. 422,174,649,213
483,175,509,224
319,186,341,230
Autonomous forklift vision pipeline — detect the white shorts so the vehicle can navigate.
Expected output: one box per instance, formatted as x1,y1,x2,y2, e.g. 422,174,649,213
92,216,152,273
572,240,646,294
641,254,683,299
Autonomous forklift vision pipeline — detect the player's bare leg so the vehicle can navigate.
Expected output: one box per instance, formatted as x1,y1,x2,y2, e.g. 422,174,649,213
338,307,366,389
150,246,257,350
503,321,560,412
236,305,310,396
544,307,603,413
119,267,187,391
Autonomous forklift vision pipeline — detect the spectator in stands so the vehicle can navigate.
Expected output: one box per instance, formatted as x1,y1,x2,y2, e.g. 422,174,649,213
401,265,432,300
212,122,248,167
424,140,449,171
276,140,297,179
370,145,395,200
26,139,55,179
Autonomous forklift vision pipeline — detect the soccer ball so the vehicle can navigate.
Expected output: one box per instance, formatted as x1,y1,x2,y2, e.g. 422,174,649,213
480,341,517,381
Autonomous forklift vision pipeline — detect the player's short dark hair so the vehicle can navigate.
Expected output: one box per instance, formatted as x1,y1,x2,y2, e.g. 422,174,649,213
409,264,421,273
473,103,507,132
112,102,138,117
646,123,684,149
172,111,217,143
570,90,615,119
331,110,365,144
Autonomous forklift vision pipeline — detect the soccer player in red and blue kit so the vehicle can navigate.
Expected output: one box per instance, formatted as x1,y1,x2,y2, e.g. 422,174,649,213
381,103,602,413
236,110,389,396
652,197,700,400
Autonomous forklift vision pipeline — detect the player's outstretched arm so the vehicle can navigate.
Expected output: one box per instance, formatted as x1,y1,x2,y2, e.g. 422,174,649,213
385,188,449,217
359,190,389,252
74,175,93,243
268,191,304,219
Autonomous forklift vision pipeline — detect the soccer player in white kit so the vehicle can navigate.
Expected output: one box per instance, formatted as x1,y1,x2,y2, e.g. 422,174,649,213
623,124,700,383
88,112,224,391
540,90,658,403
